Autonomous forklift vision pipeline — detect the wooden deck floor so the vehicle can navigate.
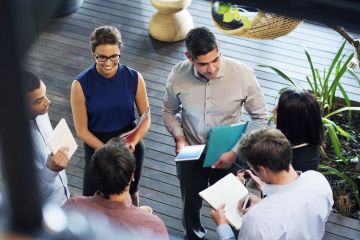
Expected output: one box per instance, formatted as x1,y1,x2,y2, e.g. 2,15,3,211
26,0,360,239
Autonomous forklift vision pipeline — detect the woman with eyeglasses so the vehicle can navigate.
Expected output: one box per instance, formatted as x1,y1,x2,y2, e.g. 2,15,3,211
273,89,323,172
70,26,151,206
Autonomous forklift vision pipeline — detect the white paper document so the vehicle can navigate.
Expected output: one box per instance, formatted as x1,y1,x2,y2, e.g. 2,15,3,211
47,118,78,159
199,173,249,229
175,145,206,161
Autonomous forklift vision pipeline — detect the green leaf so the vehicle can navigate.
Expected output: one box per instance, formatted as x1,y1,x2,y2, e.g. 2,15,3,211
322,118,346,163
348,68,360,86
323,117,352,141
279,87,291,94
319,146,329,159
328,53,354,98
325,106,360,118
230,6,239,14
335,124,352,141
329,55,346,110
338,84,352,119
325,53,353,113
305,76,315,93
325,41,346,83
322,68,329,99
217,3,230,14
304,48,317,89
338,84,351,107
258,64,299,90
315,68,322,94
234,13,241,21
319,165,360,209
223,12,235,22
319,165,356,190
240,15,252,28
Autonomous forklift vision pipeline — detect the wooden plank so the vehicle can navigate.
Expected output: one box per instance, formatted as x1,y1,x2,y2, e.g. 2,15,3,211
52,2,352,76
32,19,360,102
328,212,360,230
325,221,360,239
323,232,350,240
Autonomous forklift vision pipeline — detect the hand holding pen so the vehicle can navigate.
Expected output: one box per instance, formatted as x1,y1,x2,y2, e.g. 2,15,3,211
240,194,250,216
238,194,261,215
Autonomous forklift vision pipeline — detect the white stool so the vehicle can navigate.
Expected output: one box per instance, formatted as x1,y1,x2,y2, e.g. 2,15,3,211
149,0,194,42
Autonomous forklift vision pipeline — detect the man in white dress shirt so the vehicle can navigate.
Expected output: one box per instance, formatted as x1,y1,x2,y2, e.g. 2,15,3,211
211,128,333,240
25,71,70,206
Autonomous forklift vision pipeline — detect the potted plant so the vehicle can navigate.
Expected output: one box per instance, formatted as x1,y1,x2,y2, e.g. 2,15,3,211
259,41,360,219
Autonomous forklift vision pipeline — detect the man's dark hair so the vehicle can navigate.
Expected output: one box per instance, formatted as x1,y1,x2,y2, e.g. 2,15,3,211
239,128,292,172
276,90,323,146
185,27,218,59
22,70,41,92
90,25,122,53
90,137,135,199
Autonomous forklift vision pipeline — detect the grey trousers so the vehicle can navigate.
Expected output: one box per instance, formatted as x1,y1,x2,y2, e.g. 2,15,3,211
176,156,236,240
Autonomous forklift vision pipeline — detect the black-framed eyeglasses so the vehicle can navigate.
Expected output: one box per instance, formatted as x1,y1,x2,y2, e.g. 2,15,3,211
94,54,121,62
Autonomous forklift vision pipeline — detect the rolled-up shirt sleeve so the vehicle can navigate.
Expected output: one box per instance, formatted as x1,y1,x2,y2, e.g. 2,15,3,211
244,70,268,122
162,69,184,138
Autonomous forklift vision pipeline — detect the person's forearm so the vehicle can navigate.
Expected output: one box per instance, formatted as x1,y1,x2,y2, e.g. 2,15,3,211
163,111,184,137
245,81,269,121
77,130,104,150
131,116,151,145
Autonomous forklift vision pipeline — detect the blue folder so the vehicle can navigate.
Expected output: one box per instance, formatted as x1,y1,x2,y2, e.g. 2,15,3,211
203,122,248,168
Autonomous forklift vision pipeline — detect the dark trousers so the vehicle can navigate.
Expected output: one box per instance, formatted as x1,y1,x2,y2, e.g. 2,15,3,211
176,155,236,240
82,126,145,196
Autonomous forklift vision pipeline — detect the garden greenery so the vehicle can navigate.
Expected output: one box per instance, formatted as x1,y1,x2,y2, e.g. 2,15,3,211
259,41,360,212
259,40,360,162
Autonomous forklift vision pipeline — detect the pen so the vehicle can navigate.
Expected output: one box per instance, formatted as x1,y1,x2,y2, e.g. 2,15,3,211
241,194,250,216
240,96,248,107
233,161,246,170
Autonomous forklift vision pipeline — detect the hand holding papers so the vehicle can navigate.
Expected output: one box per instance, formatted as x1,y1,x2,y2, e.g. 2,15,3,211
175,145,206,161
120,107,150,144
199,173,249,229
47,118,78,159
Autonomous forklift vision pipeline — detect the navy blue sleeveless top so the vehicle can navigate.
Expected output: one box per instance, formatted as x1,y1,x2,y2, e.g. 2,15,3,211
76,64,138,133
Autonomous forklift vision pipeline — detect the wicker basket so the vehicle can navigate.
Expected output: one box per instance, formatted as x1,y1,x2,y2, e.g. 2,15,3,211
213,11,303,40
